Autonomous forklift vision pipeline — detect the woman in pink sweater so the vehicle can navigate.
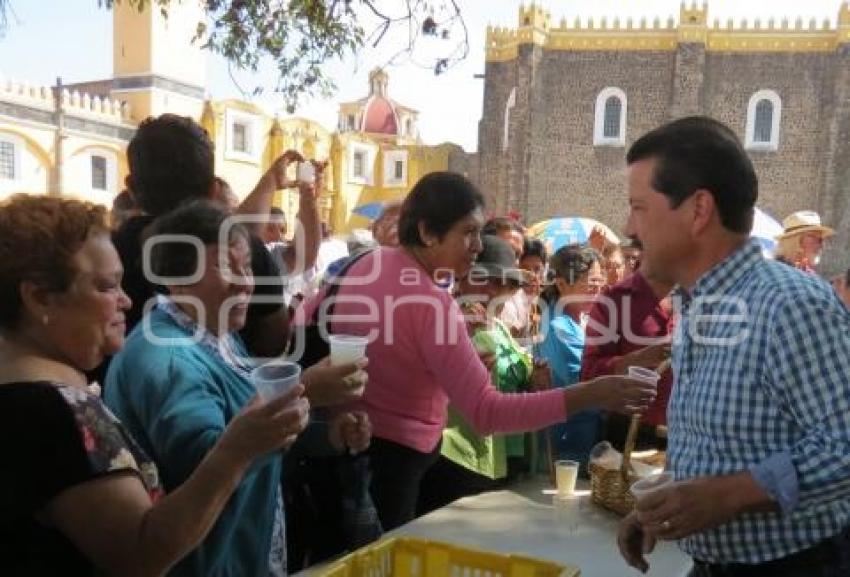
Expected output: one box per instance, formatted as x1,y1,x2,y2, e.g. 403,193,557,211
298,172,655,529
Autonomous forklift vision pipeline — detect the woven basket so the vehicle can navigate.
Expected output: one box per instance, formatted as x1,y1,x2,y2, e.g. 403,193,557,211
589,360,670,516
589,416,641,515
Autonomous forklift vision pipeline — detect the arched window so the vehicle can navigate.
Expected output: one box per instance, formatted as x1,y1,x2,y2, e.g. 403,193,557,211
753,100,773,143
745,90,781,151
603,97,622,139
593,87,627,146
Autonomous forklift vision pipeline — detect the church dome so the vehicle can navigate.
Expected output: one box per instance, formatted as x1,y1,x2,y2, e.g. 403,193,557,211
363,96,399,135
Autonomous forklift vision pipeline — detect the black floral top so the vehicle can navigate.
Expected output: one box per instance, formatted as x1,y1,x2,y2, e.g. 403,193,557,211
0,381,163,576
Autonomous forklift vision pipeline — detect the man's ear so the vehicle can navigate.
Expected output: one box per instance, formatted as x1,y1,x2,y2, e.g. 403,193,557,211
690,189,716,236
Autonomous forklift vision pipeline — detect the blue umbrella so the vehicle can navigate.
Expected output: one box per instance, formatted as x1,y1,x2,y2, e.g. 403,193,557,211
527,217,619,253
352,202,385,221
751,207,782,256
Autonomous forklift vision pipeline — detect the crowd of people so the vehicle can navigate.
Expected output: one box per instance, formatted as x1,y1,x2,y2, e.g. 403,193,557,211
1,112,849,577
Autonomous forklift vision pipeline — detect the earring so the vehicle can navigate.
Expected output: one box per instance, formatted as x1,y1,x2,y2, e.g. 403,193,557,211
41,314,49,326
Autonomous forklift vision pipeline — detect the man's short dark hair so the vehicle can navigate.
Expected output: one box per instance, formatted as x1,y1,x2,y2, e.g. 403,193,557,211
521,237,547,262
127,114,215,217
398,172,485,247
482,216,524,237
626,116,757,234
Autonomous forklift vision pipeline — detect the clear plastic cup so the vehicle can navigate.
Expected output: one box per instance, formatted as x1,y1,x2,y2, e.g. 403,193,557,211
329,334,368,366
251,361,301,401
628,365,661,386
630,472,674,503
555,459,579,497
297,161,315,185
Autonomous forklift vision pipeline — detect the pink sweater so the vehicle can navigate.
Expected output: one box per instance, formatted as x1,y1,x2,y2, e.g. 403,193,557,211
297,248,568,453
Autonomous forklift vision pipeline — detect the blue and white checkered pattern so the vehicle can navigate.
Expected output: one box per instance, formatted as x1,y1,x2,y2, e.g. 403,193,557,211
668,239,850,564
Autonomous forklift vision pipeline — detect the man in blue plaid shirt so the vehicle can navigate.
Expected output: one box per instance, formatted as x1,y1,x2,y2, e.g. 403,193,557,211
617,116,850,576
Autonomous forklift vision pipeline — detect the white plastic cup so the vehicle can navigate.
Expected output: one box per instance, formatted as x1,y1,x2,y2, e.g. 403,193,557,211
630,472,674,503
297,161,315,185
328,334,368,366
251,361,301,401
555,459,579,497
628,365,660,387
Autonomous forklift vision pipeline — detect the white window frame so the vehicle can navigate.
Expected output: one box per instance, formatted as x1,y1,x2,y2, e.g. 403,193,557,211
593,87,627,147
225,108,261,163
348,142,376,185
0,133,23,188
745,90,782,152
87,148,118,195
383,149,408,187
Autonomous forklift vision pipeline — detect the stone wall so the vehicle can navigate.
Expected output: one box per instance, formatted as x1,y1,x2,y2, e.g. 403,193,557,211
478,42,849,273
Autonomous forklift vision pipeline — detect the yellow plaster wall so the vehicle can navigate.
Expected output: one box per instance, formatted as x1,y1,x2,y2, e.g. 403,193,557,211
487,2,850,59
0,122,51,199
113,2,153,78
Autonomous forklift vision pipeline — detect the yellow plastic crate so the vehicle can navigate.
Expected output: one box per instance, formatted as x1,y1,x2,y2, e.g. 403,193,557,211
315,537,580,577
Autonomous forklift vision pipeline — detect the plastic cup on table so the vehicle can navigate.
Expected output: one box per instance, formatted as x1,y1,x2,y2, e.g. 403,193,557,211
251,360,301,401
328,334,368,366
630,471,674,504
555,459,579,498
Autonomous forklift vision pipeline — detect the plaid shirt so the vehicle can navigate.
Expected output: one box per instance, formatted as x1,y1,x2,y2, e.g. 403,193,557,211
668,239,850,564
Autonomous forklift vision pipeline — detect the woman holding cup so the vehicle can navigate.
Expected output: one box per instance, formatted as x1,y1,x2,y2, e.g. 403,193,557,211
298,172,658,530
105,201,368,576
0,196,310,577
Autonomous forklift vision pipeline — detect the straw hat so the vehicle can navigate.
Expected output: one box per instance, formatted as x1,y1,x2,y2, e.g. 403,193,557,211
776,211,834,240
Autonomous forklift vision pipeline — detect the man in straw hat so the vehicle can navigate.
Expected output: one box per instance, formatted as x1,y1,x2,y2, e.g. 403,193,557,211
617,116,850,576
774,210,835,273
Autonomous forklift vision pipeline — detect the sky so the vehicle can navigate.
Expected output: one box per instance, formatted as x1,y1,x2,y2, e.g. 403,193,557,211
0,1,844,152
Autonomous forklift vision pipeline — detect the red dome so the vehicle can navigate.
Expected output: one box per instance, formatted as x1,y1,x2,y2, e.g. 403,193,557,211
363,96,398,135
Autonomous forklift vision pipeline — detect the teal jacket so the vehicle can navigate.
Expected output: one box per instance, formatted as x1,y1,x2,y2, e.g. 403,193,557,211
104,307,281,577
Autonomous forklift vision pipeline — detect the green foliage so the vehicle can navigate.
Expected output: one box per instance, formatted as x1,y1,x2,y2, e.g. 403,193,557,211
0,0,467,114
100,0,364,113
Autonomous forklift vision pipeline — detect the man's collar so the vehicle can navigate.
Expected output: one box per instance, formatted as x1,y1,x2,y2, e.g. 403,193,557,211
687,238,763,300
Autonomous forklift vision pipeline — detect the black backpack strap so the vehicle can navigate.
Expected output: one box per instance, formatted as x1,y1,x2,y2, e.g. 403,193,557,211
309,248,375,327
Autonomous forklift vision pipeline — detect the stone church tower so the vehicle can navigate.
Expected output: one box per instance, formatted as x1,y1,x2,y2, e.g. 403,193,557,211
477,2,850,274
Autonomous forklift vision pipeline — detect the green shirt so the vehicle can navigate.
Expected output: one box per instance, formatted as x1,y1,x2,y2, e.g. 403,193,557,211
440,318,533,479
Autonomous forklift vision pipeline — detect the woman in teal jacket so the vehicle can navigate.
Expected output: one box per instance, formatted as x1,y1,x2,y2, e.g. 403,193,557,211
105,202,369,576
105,202,291,576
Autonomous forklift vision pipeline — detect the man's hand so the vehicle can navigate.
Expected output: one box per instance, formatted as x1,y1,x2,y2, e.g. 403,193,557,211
302,356,368,407
635,474,770,540
619,342,671,373
297,160,328,200
617,511,655,574
266,150,304,190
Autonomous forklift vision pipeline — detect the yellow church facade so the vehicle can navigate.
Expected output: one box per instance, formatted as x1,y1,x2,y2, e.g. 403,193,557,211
0,1,466,234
